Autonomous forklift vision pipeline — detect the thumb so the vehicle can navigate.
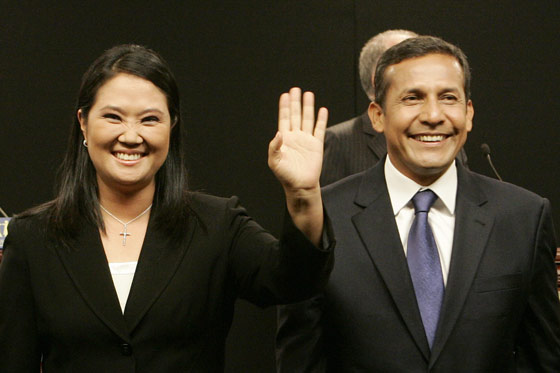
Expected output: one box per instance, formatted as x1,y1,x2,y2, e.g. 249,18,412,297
268,131,283,168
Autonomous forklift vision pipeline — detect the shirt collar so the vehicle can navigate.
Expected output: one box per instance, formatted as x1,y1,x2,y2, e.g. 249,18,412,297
384,155,458,216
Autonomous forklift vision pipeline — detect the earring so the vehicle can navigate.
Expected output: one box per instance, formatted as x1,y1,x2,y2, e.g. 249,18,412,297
83,139,88,147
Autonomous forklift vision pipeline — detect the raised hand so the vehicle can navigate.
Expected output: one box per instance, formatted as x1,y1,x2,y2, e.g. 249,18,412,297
268,87,328,246
268,87,328,191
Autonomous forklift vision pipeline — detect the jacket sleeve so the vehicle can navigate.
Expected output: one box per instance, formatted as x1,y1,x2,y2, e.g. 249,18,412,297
515,199,560,371
226,196,334,308
0,218,42,371
276,295,327,373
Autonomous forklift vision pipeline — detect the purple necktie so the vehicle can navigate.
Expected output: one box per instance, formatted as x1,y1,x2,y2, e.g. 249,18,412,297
407,189,444,349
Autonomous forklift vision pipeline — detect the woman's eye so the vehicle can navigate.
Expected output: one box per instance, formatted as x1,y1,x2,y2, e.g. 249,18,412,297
103,113,121,121
142,116,160,124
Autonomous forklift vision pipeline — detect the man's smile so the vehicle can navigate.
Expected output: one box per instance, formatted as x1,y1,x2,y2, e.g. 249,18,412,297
410,134,450,142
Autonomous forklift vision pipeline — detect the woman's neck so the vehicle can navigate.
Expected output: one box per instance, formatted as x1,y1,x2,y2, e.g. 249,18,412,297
97,182,155,221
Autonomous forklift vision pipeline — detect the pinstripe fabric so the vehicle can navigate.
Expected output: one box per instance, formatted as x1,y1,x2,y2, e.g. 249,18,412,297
321,112,386,186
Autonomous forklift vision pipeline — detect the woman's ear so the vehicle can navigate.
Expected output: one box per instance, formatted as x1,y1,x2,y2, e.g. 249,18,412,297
77,109,87,139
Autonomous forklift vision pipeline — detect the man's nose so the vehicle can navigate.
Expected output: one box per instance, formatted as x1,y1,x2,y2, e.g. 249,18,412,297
419,99,444,126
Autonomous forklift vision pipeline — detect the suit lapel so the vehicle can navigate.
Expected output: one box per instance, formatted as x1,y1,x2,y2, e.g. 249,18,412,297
56,213,198,339
123,214,197,331
352,164,431,360
360,112,387,160
429,166,494,365
55,221,131,342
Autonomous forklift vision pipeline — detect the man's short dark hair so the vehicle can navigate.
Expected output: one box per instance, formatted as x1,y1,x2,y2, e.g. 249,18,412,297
374,36,471,109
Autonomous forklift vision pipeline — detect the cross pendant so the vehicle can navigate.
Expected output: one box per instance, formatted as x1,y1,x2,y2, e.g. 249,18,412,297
120,225,131,246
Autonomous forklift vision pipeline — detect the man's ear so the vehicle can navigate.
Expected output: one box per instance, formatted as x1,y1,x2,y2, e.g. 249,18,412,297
368,102,385,133
465,100,474,133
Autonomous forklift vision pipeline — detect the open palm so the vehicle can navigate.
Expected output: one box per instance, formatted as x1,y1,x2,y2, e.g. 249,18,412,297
268,88,328,190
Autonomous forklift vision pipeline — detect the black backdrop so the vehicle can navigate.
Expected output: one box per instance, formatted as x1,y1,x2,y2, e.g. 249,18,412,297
2,1,559,371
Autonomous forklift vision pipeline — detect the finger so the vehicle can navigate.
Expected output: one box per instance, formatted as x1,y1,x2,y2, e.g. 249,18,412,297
301,91,315,133
289,87,302,131
313,107,329,142
278,93,290,132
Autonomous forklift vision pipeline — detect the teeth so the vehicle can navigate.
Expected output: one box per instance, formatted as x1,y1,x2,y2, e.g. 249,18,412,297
416,135,445,142
115,153,142,161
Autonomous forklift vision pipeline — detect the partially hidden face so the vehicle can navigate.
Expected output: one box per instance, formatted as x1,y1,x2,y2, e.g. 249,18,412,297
78,73,173,193
369,53,474,185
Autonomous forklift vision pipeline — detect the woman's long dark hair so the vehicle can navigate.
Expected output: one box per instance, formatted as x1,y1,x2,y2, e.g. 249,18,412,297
25,44,191,244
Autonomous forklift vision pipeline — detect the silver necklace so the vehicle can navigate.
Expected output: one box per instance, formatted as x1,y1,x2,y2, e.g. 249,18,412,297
100,204,152,246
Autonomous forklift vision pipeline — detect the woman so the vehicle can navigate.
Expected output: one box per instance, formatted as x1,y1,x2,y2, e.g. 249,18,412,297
0,44,332,371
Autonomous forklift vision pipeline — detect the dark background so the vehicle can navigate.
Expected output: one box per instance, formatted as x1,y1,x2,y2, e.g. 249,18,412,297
2,1,558,371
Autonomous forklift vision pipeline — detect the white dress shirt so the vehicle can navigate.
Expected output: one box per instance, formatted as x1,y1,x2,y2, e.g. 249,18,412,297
384,156,458,285
109,261,138,313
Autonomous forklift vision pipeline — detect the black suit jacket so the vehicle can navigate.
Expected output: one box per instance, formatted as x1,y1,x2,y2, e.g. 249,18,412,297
277,161,560,372
320,112,468,185
0,193,333,372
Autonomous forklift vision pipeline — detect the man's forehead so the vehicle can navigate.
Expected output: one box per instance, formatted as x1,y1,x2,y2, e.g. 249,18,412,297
385,54,465,89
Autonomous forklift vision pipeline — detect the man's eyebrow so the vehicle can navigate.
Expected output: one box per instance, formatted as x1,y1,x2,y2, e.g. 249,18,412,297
399,87,462,96
400,88,425,96
439,87,461,93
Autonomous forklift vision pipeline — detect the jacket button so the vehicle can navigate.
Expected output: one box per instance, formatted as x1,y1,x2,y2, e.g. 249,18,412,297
120,343,132,356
